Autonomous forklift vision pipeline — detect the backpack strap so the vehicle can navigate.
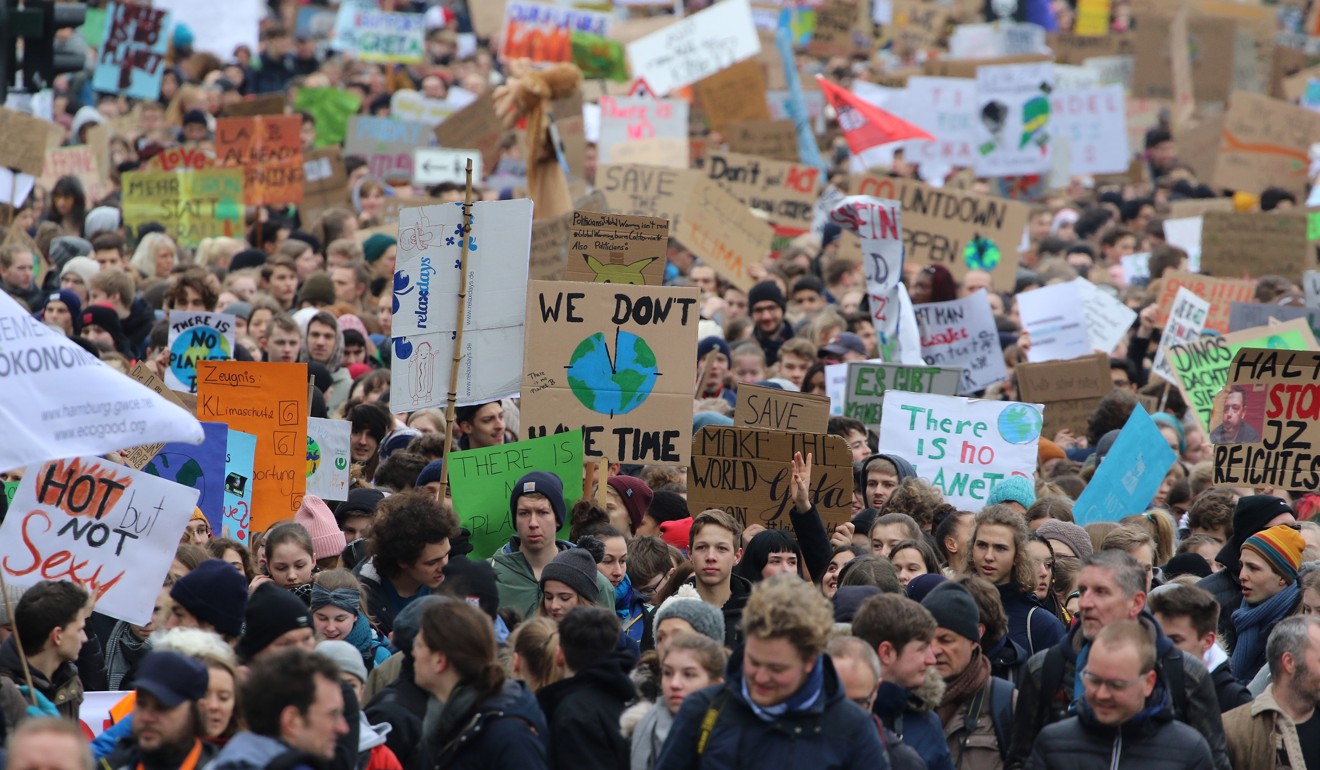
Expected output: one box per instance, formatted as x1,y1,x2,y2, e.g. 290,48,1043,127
1026,605,1038,654
954,677,991,768
1162,652,1188,720
1035,643,1066,735
988,677,1015,763
696,689,730,757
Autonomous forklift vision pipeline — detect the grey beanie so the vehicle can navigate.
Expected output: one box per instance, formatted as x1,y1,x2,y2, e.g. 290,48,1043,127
654,584,725,644
539,548,599,601
84,206,122,239
1036,519,1093,561
316,640,368,683
920,582,981,642
50,236,93,270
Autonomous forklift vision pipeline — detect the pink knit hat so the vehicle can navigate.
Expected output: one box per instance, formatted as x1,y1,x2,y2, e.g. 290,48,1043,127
295,495,346,561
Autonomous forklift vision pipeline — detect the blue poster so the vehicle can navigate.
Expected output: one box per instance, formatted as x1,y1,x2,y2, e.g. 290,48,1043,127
144,421,228,533
223,431,257,544
1072,405,1178,526
92,2,171,100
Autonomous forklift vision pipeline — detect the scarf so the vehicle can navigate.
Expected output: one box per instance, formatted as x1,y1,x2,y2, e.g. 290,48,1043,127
1231,583,1299,683
105,620,151,690
937,651,991,727
613,574,634,621
344,613,380,662
740,655,825,722
422,684,484,759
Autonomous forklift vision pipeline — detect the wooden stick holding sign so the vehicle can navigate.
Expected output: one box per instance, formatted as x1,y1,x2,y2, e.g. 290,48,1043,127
0,572,37,706
694,353,714,398
596,457,609,508
436,160,476,501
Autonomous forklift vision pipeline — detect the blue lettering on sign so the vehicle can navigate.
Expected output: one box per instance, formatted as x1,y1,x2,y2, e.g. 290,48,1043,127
414,256,436,329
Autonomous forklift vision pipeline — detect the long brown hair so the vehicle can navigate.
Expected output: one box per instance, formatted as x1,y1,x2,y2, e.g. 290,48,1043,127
419,600,504,701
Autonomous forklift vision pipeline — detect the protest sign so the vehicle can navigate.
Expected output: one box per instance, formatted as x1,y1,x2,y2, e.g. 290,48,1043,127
500,2,610,64
1212,91,1320,197
195,361,308,530
121,169,244,247
221,95,287,118
448,430,583,559
294,88,362,148
390,90,467,127
1076,279,1138,355
880,77,980,172
598,96,689,164
0,108,55,176
1016,353,1113,439
223,430,255,542
333,5,425,63
853,174,1029,292
948,22,1049,59
93,3,170,100
566,210,667,285
735,385,830,433
913,293,1008,394
306,417,350,501
120,363,194,471
1151,287,1210,383
807,0,871,57
1168,319,1317,433
215,115,303,206
828,195,914,356
390,200,533,413
301,148,348,223
79,691,133,739
1199,210,1311,278
688,426,853,530
412,148,483,186
0,457,199,624
1155,270,1256,334
626,0,761,95
143,421,227,533
596,166,700,237
675,178,774,293
572,31,628,81
878,392,1043,510
165,311,235,393
723,120,799,163
704,150,821,230
432,92,505,175
693,59,771,133
344,117,430,181
144,146,210,173
842,362,962,427
1050,85,1130,175
973,61,1055,177
1072,405,1178,525
520,281,699,466
1018,282,1093,362
1229,303,1314,335
607,139,688,168
530,213,571,281
1213,349,1320,489
41,146,107,206
1131,13,1233,104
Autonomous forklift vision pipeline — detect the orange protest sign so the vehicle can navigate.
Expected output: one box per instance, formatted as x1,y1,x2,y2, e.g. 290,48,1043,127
216,115,304,206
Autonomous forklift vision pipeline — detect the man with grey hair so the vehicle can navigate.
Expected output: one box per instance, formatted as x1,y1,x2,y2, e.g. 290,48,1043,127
1224,616,1320,770
6,718,94,770
1006,550,1229,770
826,635,925,770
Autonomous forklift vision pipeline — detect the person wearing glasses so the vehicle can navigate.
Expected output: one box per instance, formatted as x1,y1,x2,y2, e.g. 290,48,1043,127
1025,620,1214,770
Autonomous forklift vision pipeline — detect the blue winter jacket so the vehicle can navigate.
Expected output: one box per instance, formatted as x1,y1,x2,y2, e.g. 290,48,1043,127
874,680,954,770
998,583,1066,657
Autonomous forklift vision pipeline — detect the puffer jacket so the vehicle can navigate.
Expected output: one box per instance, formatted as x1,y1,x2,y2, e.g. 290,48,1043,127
424,680,549,770
1024,683,1213,770
1223,684,1308,770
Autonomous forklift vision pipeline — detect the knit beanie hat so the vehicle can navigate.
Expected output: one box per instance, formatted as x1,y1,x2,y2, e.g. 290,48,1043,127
539,548,598,601
654,584,725,643
60,256,100,286
378,427,420,460
1219,495,1294,573
316,640,368,684
229,248,267,272
987,475,1036,509
748,280,786,310
297,272,336,307
833,585,882,623
659,517,694,554
1035,519,1093,561
1242,525,1306,584
693,412,734,431
237,583,312,662
170,559,249,638
921,582,981,642
416,459,445,488
84,206,122,239
905,573,948,603
606,475,653,531
295,495,346,561
648,491,689,525
696,336,732,364
362,234,397,264
40,290,82,334
334,488,384,527
510,471,566,528
49,236,92,270
1163,553,1212,580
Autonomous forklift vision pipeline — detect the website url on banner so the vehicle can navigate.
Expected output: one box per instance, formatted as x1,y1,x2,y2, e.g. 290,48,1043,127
53,419,148,441
42,398,152,422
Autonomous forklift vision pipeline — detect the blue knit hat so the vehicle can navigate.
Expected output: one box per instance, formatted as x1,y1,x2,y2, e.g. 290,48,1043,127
416,459,445,487
988,475,1036,509
697,336,732,364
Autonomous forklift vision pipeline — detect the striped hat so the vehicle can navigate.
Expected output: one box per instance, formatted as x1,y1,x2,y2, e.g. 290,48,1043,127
1242,525,1306,584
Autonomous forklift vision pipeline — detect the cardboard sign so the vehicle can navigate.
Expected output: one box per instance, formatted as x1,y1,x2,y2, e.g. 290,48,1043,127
723,120,799,163
433,92,505,175
0,108,55,176
693,59,771,132
1050,85,1130,175
344,116,430,181
596,164,700,236
735,385,830,433
1132,13,1235,104
448,430,583,559
195,361,308,531
1212,91,1320,197
390,89,466,127
41,146,107,207
1073,405,1178,525
704,150,821,230
607,138,688,168
0,457,199,624
566,210,667,285
973,61,1055,177
144,146,210,173
852,174,1029,292
688,426,853,530
221,95,287,118
301,148,348,222
120,363,194,471
1016,353,1113,439
143,421,227,533
215,115,303,205
626,0,761,95
412,148,483,186
166,311,235,393
1019,281,1093,363
913,293,1008,394
828,196,910,353
520,281,700,466
598,96,689,163
121,169,244,247
1155,270,1257,334
93,2,170,100
1151,287,1210,383
390,200,533,412
842,362,963,427
333,6,425,63
1199,210,1311,279
675,178,773,293
1213,349,1320,489
878,392,1044,510
223,430,255,542
501,2,610,64
530,213,571,281
306,417,350,501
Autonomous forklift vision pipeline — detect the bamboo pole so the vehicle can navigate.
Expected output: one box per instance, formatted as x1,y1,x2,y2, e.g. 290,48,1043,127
0,572,37,706
436,160,475,502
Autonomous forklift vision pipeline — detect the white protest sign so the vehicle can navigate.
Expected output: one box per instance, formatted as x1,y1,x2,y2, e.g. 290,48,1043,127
878,392,1043,510
306,417,350,500
1076,279,1137,354
826,362,851,416
0,457,199,624
1018,281,1092,362
974,61,1055,177
1084,55,1134,90
626,0,760,96
1304,270,1320,309
829,196,911,357
597,96,689,163
389,90,465,126
948,21,1047,59
413,148,483,186
1163,217,1203,272
165,310,235,393
0,168,36,207
913,293,1007,394
901,77,980,170
1151,287,1209,382
1122,252,1151,284
79,691,131,737
0,292,204,471
390,199,533,412
1054,66,1101,90
153,0,261,59
1051,85,1129,175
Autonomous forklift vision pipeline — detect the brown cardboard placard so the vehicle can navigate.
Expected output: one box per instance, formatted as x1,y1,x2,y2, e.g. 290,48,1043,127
433,92,506,175
688,426,854,530
1171,115,1223,184
921,54,1052,79
887,0,949,55
607,138,689,169
734,384,831,433
1212,91,1320,198
723,120,800,163
1155,270,1257,333
1199,211,1310,279
566,210,667,285
0,107,54,176
1132,13,1235,104
693,59,771,133
519,281,700,466
703,150,821,230
301,147,349,223
1166,192,1234,219
1015,353,1113,441
1212,347,1320,489
675,177,774,293
596,164,700,237
1049,31,1133,62
122,363,194,470
806,0,870,57
222,95,288,118
530,213,571,281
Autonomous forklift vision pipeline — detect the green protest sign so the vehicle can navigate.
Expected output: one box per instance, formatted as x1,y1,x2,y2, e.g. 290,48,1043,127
842,362,962,427
572,31,628,81
294,88,363,148
448,430,584,559
2,481,15,509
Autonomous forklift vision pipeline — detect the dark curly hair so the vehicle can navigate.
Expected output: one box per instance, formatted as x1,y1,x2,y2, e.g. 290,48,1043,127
369,490,459,580
1087,389,1138,447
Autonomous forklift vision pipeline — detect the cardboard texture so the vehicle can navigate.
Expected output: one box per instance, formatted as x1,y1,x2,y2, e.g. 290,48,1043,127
520,281,700,466
596,164,700,237
0,108,53,176
222,95,287,117
1132,13,1234,103
301,148,348,223
1199,211,1310,279
841,362,963,427
693,59,771,132
675,177,775,293
1154,270,1257,333
215,115,304,206
122,363,193,470
1015,353,1113,439
606,138,689,168
734,385,831,433
1213,348,1320,490
889,0,950,55
807,0,871,57
566,210,667,285
1167,193,1233,219
723,120,800,163
1212,91,1320,197
688,426,853,530
704,150,821,230
530,213,572,281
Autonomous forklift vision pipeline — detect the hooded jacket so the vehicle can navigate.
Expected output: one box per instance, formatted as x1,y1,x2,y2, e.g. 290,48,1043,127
1005,611,1229,770
491,538,614,620
364,659,431,770
856,454,918,508
536,652,636,770
653,650,887,770
122,295,158,354
0,637,82,720
1223,683,1309,770
355,556,420,636
874,670,954,770
103,736,218,770
423,680,549,770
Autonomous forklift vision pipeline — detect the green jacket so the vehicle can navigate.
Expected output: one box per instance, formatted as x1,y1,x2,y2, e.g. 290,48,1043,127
492,538,613,619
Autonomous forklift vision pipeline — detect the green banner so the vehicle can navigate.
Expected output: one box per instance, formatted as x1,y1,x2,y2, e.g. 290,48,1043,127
294,87,363,148
571,31,629,82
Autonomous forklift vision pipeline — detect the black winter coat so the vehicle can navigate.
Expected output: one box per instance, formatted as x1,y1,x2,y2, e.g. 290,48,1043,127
536,652,637,770
426,680,549,770
1024,686,1214,770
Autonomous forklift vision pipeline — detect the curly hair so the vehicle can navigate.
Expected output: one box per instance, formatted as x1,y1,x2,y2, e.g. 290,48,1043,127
968,504,1036,594
1186,488,1235,540
369,491,460,580
1087,390,1138,447
881,478,944,531
742,574,835,661
165,267,218,311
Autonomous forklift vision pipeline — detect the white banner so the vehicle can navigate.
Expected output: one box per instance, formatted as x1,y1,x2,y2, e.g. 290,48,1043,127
1152,287,1209,382
306,417,351,500
626,0,760,96
1019,281,1093,363
913,293,1007,394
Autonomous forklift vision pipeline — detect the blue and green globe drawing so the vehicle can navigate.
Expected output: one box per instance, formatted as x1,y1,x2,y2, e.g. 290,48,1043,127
144,453,207,505
963,236,1001,272
566,331,659,416
997,403,1043,445
306,436,322,479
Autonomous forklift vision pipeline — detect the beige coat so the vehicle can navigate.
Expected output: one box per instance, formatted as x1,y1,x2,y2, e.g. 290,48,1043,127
1223,684,1306,770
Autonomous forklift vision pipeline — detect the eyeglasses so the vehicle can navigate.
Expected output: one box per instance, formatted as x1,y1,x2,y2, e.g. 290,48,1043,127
1081,670,1144,692
185,522,211,538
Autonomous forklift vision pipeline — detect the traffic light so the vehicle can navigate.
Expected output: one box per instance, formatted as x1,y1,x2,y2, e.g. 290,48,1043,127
0,0,86,99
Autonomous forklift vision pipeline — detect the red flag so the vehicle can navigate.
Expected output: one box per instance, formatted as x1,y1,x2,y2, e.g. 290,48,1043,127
816,76,935,154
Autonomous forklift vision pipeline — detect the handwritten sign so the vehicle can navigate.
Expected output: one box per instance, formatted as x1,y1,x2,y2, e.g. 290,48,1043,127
842,362,962,427
596,164,699,237
306,417,350,501
705,150,821,230
166,311,235,393
1073,405,1177,525
215,115,303,205
1212,91,1320,197
693,59,771,132
1050,85,1129,175
735,385,830,433
143,421,227,533
0,457,198,624
344,116,430,181
530,213,571,282
1020,282,1093,363
145,146,210,173
676,177,773,293
1077,279,1137,354
42,146,107,206
93,3,170,100
626,0,761,95
121,169,243,247
913,293,1008,394
1214,349,1320,489
973,61,1055,177
1155,270,1257,334
566,210,667,286
1151,287,1209,383
1016,353,1112,439
1199,210,1311,279
0,108,57,176
501,2,610,64
333,5,425,63
724,120,799,163
598,96,689,164
829,195,906,349
223,430,255,542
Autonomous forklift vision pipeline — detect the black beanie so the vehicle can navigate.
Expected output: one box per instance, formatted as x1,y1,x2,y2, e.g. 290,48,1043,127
921,582,981,642
237,583,312,662
442,557,499,621
833,585,882,623
748,280,786,310
1164,553,1212,580
334,488,384,526
1217,494,1294,573
648,491,689,525
229,248,267,272
510,471,566,528
539,548,599,601
170,559,248,638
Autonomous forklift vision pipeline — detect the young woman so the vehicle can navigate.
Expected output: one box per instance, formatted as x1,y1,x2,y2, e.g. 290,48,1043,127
627,634,726,770
822,545,865,599
1026,534,1070,626
733,529,805,583
198,652,241,744
538,549,599,623
966,505,1066,656
888,539,940,589
1299,568,1320,617
207,538,253,581
1232,525,1305,683
46,176,87,235
310,569,390,670
587,527,648,646
509,617,563,693
256,522,317,602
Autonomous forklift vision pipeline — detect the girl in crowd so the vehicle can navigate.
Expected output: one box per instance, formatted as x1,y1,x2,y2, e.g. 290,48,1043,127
733,529,806,583
509,617,563,693
627,634,726,770
966,505,1066,656
889,539,941,589
822,545,866,599
311,569,391,670
257,521,317,602
539,549,600,623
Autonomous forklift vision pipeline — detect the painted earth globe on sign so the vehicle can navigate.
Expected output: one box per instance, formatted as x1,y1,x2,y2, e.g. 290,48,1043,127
144,453,207,504
306,436,322,478
566,331,659,416
997,403,1043,445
